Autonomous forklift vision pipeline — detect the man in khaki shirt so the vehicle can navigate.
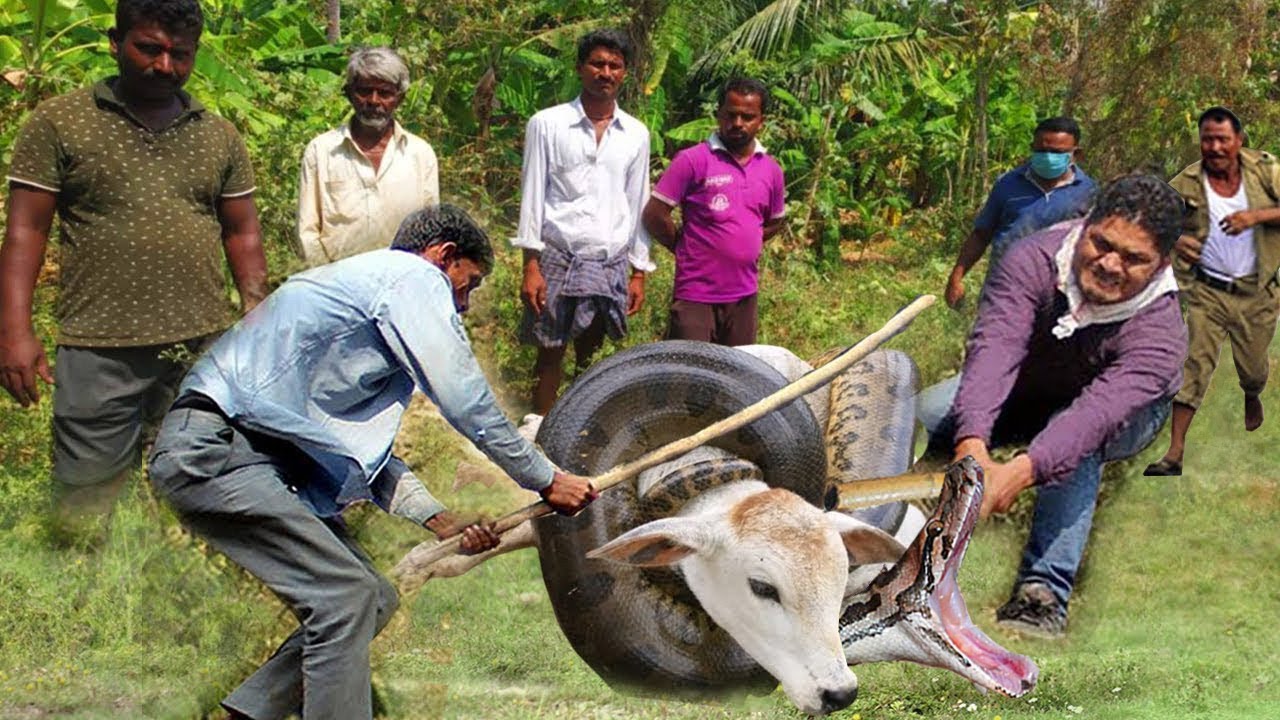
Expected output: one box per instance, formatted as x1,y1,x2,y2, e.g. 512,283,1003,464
297,47,440,265
1145,107,1280,476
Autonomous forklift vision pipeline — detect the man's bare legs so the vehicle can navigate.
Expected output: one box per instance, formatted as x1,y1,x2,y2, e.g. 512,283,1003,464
531,318,607,415
1145,402,1194,476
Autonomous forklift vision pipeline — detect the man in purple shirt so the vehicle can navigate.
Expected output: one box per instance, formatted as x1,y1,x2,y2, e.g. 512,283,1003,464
643,77,786,345
917,175,1188,638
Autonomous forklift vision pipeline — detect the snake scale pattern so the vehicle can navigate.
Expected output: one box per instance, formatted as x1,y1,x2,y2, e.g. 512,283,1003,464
533,340,919,693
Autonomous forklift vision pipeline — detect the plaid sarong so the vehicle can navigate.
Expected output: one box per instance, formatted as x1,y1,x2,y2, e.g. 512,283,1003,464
520,243,630,348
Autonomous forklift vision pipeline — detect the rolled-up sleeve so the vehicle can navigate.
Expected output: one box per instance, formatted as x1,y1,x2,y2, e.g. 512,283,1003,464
512,115,549,253
375,269,556,491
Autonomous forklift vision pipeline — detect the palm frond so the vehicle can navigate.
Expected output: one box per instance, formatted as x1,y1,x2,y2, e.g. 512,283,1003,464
690,0,838,77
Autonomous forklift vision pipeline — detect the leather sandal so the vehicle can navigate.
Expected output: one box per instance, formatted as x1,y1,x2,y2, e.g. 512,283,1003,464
1142,458,1182,476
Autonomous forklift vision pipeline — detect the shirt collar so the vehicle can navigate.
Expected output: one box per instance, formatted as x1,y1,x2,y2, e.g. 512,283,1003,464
1021,162,1083,190
569,96,627,131
708,132,767,157
93,77,203,118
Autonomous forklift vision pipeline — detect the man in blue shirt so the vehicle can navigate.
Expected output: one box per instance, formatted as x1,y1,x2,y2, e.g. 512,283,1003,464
148,204,596,720
945,117,1098,308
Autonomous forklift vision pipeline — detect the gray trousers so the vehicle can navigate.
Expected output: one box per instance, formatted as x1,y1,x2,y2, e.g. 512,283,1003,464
53,335,216,495
149,405,399,720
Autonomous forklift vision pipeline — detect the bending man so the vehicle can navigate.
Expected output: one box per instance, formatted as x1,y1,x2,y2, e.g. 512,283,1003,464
149,205,595,720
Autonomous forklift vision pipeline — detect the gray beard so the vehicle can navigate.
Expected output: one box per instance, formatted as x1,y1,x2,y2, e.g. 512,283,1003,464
354,113,392,133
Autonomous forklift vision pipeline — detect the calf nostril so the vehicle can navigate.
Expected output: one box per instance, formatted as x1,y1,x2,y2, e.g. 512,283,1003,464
820,686,857,713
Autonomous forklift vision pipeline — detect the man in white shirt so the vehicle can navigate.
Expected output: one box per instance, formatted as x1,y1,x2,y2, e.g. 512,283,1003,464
297,47,440,265
1145,106,1280,476
512,30,654,415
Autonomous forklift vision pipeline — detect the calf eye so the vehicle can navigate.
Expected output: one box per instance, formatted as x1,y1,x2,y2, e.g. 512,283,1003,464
749,578,780,604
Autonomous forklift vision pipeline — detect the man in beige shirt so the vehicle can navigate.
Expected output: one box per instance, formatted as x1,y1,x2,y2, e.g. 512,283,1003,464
297,47,440,265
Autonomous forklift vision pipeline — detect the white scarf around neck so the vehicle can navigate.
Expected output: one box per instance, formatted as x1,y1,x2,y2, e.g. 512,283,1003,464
1052,222,1178,339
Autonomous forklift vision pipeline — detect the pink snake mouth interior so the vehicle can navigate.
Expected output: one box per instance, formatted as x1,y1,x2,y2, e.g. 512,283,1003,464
930,514,1039,696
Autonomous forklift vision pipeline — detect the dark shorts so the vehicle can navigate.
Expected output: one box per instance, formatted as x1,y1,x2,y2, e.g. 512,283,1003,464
667,295,758,346
52,334,218,488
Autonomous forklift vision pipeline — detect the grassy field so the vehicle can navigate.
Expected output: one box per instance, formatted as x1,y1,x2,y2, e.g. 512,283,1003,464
1,239,1278,720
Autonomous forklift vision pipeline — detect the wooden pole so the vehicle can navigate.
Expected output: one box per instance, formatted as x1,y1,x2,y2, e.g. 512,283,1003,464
412,295,937,565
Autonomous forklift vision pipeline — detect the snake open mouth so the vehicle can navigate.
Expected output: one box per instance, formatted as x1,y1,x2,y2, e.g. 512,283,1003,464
927,459,1039,697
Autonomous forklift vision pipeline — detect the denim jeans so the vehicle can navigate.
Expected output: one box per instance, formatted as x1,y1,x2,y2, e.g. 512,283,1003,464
916,375,1171,607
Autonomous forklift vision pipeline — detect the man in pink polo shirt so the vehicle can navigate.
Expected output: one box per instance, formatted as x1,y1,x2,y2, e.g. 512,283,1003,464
643,77,786,345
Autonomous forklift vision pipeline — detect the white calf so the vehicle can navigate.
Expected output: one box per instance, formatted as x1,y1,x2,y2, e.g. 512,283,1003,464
587,479,906,716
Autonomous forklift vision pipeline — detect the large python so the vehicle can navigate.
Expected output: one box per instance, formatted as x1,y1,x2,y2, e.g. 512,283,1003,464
533,340,921,692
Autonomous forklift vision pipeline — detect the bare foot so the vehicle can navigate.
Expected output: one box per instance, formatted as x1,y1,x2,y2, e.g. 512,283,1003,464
1245,394,1264,431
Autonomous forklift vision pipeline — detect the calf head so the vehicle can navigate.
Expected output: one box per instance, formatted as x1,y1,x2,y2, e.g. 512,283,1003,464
588,482,905,715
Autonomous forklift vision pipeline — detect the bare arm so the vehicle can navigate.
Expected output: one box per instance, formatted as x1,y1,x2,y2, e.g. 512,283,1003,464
521,249,546,316
762,216,785,242
1221,206,1280,234
945,226,994,308
216,194,269,313
0,184,56,406
641,197,678,252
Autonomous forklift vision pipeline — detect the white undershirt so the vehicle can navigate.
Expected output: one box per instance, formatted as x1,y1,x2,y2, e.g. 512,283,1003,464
1201,176,1256,281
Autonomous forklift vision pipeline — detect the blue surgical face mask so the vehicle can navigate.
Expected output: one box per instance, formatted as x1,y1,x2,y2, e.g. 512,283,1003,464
1030,151,1073,180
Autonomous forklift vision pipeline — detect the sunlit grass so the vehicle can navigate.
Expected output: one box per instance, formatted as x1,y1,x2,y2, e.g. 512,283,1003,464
2,237,1277,719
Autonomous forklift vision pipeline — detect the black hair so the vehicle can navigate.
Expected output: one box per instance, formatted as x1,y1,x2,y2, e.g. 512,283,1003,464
576,29,632,68
1034,116,1081,143
115,0,204,38
390,204,494,273
1198,106,1242,134
718,77,771,115
1086,175,1184,256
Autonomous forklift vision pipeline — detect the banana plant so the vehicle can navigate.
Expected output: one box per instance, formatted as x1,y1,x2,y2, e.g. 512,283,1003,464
0,0,114,105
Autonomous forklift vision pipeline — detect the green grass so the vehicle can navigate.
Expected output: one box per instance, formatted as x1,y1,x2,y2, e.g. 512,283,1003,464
1,239,1277,719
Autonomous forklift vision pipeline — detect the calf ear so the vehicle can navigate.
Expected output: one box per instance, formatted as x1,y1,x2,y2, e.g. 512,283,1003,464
587,517,714,567
825,512,907,565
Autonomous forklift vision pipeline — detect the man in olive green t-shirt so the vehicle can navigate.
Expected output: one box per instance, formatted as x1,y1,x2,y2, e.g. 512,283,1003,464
0,0,267,527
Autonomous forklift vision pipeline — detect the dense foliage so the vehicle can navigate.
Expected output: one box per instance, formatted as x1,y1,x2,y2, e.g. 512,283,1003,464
6,0,1279,266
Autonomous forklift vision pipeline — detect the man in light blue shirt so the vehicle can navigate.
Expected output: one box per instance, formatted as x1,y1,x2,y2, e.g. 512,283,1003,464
148,204,596,720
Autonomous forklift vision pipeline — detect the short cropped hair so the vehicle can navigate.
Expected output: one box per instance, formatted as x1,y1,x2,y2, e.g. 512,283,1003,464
345,47,410,93
577,29,632,68
116,0,204,38
1086,175,1184,256
718,77,771,115
1034,116,1081,143
391,205,494,273
1198,106,1242,134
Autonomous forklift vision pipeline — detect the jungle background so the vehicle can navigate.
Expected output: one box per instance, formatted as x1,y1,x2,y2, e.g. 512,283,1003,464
1,1,1278,718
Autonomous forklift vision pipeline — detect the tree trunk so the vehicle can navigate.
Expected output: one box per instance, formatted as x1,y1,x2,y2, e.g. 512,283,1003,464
326,0,340,44
625,0,668,110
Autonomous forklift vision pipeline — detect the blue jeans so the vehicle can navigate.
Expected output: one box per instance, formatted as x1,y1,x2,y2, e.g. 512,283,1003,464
916,375,1171,607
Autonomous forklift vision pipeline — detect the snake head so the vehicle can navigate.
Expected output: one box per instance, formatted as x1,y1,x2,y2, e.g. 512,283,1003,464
839,457,1039,697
